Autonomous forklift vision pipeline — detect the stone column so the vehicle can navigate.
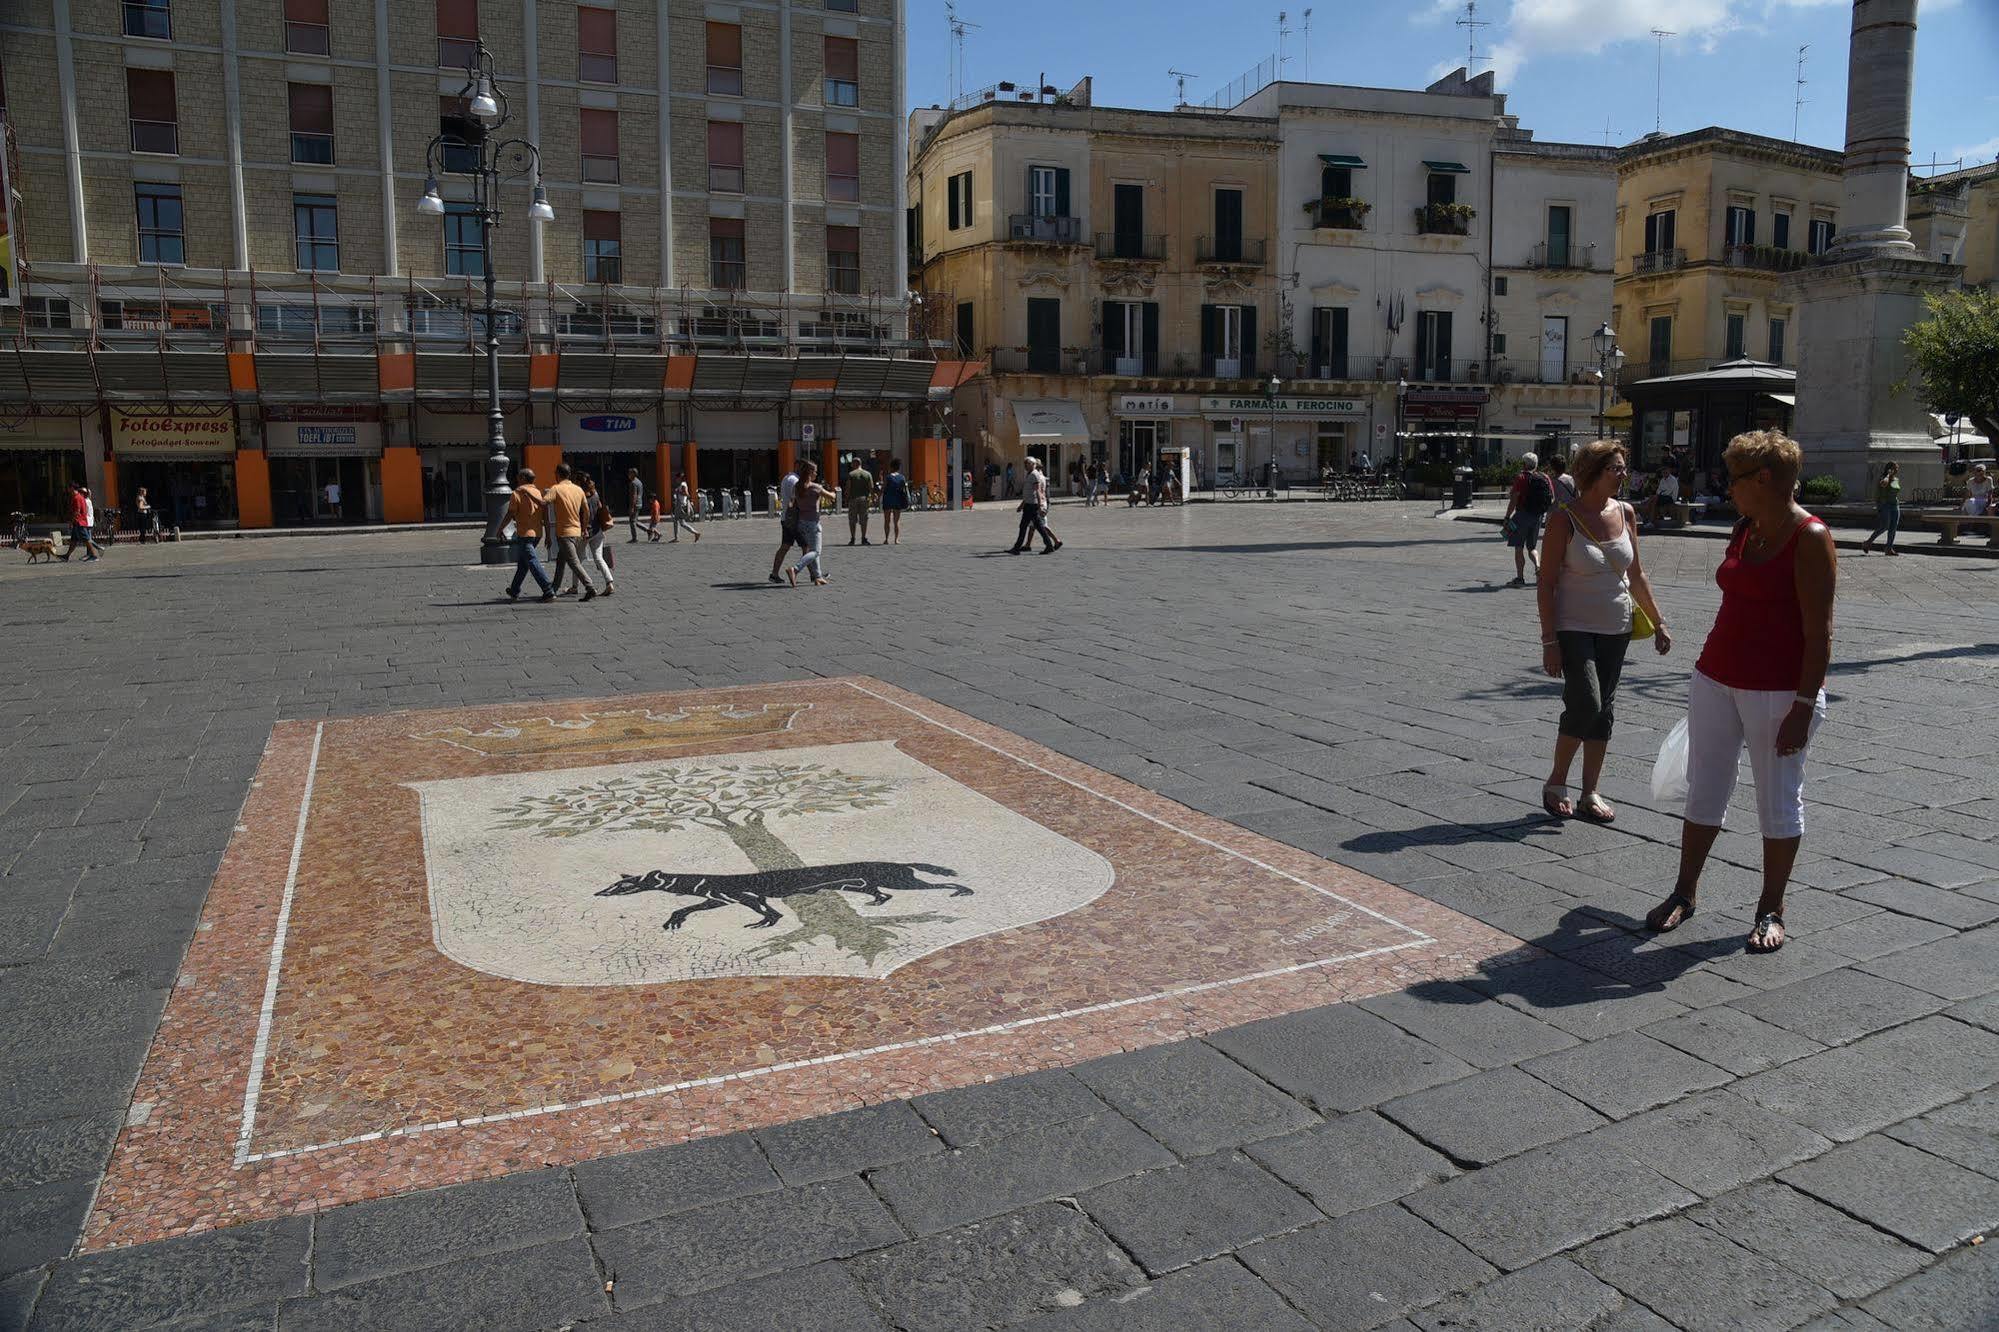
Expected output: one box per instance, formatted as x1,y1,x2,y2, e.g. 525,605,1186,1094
1833,0,1918,256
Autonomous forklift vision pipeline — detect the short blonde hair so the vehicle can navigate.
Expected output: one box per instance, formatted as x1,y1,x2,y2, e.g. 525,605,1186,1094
1570,439,1629,495
1724,429,1803,486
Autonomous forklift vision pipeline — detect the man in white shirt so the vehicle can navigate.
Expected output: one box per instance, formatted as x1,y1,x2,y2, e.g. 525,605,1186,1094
769,466,801,584
1641,461,1682,528
323,480,342,520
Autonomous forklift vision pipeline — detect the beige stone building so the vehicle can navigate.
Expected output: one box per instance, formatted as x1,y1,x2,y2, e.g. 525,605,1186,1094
0,0,938,530
908,86,1282,488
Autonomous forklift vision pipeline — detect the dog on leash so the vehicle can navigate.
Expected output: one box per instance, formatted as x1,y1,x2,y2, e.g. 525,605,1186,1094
20,535,61,563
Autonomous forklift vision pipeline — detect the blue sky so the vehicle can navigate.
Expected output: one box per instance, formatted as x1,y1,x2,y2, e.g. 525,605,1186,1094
908,0,1999,172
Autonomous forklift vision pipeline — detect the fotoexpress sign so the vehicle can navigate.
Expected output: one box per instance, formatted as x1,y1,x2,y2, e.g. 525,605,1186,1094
111,409,238,457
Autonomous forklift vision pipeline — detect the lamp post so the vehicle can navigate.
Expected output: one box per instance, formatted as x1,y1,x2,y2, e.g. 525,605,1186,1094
417,44,555,565
1265,371,1282,497
1395,375,1408,465
1590,320,1626,442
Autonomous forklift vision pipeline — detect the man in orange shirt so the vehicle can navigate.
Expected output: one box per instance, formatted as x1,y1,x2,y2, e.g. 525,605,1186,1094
544,463,597,602
505,468,555,602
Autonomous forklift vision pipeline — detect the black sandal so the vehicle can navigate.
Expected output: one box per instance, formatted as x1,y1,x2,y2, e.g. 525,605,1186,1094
1747,913,1786,954
1645,893,1696,933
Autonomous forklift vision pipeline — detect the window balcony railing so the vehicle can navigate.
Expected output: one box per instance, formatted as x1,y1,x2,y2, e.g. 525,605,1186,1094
1201,353,1258,378
1414,203,1474,236
1411,359,1453,383
1526,240,1597,270
290,132,335,166
709,261,747,291
707,65,743,95
286,20,330,54
584,260,623,285
1632,247,1686,275
1093,232,1166,261
1479,359,1610,387
129,120,179,156
989,346,1086,375
1008,213,1084,245
1304,198,1369,231
708,164,744,193
827,173,861,203
581,154,621,184
1722,243,1811,273
579,53,616,84
1195,236,1266,265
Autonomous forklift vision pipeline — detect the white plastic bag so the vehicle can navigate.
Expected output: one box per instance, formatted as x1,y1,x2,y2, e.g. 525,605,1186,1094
1651,717,1690,804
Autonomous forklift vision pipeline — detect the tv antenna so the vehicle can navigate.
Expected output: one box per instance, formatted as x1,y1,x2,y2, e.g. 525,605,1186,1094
946,1,981,105
1602,117,1618,146
1456,1,1489,72
1650,29,1675,133
1277,10,1292,74
1168,68,1199,107
1792,44,1808,141
1300,8,1313,81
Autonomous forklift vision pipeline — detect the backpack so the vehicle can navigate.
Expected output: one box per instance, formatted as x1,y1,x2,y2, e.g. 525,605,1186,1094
1521,472,1553,516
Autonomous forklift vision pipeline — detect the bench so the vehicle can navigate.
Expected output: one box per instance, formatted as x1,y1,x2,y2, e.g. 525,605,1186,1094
1919,512,1999,546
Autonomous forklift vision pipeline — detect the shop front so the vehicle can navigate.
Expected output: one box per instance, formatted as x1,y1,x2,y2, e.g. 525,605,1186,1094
417,410,529,520
265,409,383,525
1199,394,1368,485
689,408,785,503
0,415,90,525
111,409,239,530
1112,395,1194,490
560,408,659,503
1399,387,1489,464
1008,399,1090,489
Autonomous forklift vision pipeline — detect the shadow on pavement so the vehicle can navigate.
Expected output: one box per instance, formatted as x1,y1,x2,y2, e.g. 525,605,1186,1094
1408,905,1720,1011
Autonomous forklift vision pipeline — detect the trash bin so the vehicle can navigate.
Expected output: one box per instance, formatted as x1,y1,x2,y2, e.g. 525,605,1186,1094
1452,467,1474,510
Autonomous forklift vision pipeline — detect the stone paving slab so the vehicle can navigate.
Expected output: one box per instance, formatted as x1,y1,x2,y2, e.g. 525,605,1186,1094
4,508,1998,1330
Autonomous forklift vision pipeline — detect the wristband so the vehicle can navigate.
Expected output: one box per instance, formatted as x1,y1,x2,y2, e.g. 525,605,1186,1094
1795,692,1818,704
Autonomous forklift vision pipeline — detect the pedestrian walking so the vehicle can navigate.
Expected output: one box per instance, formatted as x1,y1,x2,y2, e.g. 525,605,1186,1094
647,495,663,541
1004,462,1017,500
785,460,834,586
323,479,342,520
65,484,104,561
545,464,597,602
1009,456,1061,554
1502,452,1552,586
504,468,555,602
880,459,909,544
845,456,874,545
769,463,802,583
134,487,158,543
1535,439,1672,823
671,480,702,542
1862,461,1901,556
626,467,645,542
1647,430,1835,956
582,475,616,596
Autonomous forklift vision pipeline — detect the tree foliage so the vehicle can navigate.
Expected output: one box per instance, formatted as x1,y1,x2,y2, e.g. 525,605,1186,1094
495,762,896,838
1901,288,1999,442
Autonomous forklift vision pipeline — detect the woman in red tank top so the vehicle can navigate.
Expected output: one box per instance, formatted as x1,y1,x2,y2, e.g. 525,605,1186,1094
1645,431,1836,956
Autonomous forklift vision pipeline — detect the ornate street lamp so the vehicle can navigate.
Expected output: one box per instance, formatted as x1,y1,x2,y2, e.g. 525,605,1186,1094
417,44,555,565
1591,321,1626,442
1265,371,1282,497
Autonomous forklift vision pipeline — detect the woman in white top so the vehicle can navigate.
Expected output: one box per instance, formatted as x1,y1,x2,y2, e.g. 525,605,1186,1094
1535,439,1673,823
1966,464,1993,516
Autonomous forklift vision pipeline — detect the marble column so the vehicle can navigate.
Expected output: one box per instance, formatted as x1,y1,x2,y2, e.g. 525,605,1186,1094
1832,0,1918,256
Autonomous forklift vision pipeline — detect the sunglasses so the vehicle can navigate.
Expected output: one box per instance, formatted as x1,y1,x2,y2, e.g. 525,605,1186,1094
1728,467,1766,485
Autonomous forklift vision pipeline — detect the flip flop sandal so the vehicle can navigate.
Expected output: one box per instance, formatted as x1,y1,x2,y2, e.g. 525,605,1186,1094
1645,893,1696,933
1541,784,1573,819
1747,913,1787,954
1577,793,1617,824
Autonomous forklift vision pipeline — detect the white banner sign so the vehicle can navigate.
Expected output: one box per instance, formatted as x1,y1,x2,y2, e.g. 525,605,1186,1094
265,420,384,458
1199,396,1366,418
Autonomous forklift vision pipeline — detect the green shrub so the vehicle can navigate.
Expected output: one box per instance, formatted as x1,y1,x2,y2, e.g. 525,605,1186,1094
1798,474,1844,503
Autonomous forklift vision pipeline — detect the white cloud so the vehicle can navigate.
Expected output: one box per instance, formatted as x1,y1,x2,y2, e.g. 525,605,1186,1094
1951,134,1999,166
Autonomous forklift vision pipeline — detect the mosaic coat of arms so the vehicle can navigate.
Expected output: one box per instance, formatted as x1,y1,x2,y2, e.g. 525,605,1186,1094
409,739,1115,984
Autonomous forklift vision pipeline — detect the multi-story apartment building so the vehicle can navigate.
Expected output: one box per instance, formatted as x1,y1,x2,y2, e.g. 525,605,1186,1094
1244,69,1614,467
912,69,1616,490
0,0,949,530
908,83,1282,488
1908,159,1998,287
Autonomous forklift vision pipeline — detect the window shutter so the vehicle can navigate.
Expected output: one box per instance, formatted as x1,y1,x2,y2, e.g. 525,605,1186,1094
580,108,619,156
288,83,333,133
577,6,616,54
1200,304,1216,360
126,68,177,122
1332,307,1348,356
1142,303,1159,373
964,170,972,225
828,225,859,255
1241,304,1257,376
1102,302,1124,358
583,210,620,242
824,36,858,80
826,132,859,176
947,176,960,230
707,120,742,165
436,0,477,39
1055,168,1070,217
285,0,329,21
707,21,742,66
1436,311,1452,366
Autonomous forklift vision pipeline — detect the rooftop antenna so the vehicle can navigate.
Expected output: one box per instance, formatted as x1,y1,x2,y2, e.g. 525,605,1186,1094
1650,29,1675,133
1456,1,1489,72
1792,44,1808,141
1169,68,1199,107
1300,8,1313,81
1277,10,1292,75
1602,117,1617,146
946,0,981,105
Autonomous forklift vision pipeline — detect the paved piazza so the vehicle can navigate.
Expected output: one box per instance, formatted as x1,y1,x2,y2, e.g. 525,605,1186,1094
3,501,1996,1330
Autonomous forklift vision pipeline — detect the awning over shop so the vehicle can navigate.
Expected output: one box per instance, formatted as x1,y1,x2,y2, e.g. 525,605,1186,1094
1764,393,1796,407
1010,398,1090,448
1318,154,1367,168
1423,160,1470,173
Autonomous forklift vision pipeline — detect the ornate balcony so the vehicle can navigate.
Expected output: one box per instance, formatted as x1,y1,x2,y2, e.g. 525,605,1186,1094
1007,213,1084,245
1304,198,1369,231
1632,248,1686,275
1722,243,1810,273
1093,232,1167,261
1194,236,1266,266
1414,203,1475,237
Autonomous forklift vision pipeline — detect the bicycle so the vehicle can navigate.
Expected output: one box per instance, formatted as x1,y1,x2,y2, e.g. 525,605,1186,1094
1216,472,1247,500
96,507,121,546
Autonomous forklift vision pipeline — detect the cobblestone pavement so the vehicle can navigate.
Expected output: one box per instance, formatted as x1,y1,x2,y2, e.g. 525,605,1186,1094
2,501,1996,1331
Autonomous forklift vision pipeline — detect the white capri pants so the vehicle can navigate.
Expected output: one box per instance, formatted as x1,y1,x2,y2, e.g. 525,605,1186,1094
1682,668,1827,840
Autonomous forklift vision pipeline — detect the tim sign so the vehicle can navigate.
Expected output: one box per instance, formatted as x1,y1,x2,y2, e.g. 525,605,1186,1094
560,409,656,449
